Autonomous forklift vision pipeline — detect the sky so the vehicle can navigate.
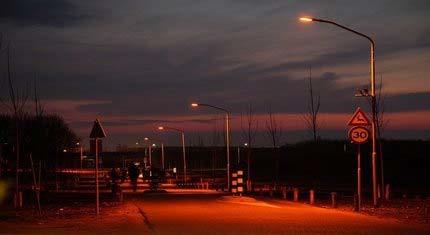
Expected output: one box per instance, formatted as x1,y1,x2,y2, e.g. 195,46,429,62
1,0,430,148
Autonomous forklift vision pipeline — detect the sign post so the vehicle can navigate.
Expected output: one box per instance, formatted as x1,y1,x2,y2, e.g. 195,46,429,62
357,144,362,210
90,118,106,215
347,107,371,211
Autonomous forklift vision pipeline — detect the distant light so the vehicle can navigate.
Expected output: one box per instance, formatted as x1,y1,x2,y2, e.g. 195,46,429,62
173,167,177,173
158,126,164,130
63,149,67,153
191,103,199,107
144,137,149,141
244,143,248,147
299,17,313,22
152,143,156,147
76,142,80,146
135,142,139,145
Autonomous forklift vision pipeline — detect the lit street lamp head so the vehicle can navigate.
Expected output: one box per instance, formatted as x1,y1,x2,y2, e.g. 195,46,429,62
299,17,313,22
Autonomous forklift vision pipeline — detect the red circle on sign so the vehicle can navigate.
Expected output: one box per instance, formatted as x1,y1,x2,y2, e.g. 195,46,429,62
348,126,370,144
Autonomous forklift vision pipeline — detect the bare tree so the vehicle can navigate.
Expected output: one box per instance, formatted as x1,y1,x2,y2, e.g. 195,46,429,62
33,75,44,117
0,42,29,208
265,107,283,185
240,104,258,188
303,67,321,142
368,74,389,198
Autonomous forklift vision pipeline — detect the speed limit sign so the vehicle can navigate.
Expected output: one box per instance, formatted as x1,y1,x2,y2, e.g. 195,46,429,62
348,126,370,144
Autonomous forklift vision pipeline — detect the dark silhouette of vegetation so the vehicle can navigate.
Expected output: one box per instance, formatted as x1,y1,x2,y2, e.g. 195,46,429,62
1,36,77,209
241,104,258,188
368,75,389,198
265,107,283,186
303,67,321,142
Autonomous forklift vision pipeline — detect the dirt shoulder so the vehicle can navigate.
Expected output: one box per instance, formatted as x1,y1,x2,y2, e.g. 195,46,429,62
0,201,150,235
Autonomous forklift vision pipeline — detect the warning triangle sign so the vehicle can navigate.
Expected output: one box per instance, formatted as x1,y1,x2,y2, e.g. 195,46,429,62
90,118,107,138
347,107,371,126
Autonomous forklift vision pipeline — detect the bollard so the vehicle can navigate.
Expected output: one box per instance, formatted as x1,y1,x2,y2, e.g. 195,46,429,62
282,187,287,200
19,191,23,208
402,194,408,208
309,190,315,205
331,192,337,208
119,191,123,203
353,194,359,212
385,184,391,201
293,188,299,202
425,207,428,223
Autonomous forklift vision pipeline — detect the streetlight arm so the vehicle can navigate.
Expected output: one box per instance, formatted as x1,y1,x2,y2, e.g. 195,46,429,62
197,103,230,114
312,18,375,45
163,126,184,134
311,18,376,97
145,137,164,144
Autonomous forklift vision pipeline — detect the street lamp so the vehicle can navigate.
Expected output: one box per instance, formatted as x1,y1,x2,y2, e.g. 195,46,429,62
144,137,165,170
300,16,379,207
157,126,187,183
191,102,231,190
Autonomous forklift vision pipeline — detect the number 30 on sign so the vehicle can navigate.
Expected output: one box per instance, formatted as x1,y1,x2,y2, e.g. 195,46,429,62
348,126,370,144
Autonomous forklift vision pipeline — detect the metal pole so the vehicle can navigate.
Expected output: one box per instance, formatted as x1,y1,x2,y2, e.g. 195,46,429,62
226,112,230,191
95,138,99,215
370,42,378,207
161,142,165,170
357,144,362,210
181,132,187,184
80,146,83,169
237,146,240,164
149,144,152,166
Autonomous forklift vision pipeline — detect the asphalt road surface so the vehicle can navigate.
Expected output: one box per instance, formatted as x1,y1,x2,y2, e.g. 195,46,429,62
132,193,430,235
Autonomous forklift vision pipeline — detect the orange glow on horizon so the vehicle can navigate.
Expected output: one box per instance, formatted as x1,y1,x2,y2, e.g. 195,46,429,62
69,111,430,137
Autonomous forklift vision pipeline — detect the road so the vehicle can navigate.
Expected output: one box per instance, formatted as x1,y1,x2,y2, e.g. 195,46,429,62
133,193,429,235
1,192,429,234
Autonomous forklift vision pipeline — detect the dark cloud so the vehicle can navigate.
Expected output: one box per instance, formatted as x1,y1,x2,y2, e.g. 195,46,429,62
385,92,430,113
0,0,88,27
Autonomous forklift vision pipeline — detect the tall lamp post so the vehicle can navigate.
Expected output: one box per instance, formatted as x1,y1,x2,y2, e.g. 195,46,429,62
144,137,165,170
158,126,186,183
300,17,379,207
76,141,84,169
191,103,231,190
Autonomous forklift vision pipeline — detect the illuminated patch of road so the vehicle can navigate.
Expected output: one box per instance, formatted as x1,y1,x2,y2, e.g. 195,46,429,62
218,196,281,208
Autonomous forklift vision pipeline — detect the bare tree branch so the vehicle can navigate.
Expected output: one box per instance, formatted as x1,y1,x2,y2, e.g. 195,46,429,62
302,66,321,142
240,103,259,186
